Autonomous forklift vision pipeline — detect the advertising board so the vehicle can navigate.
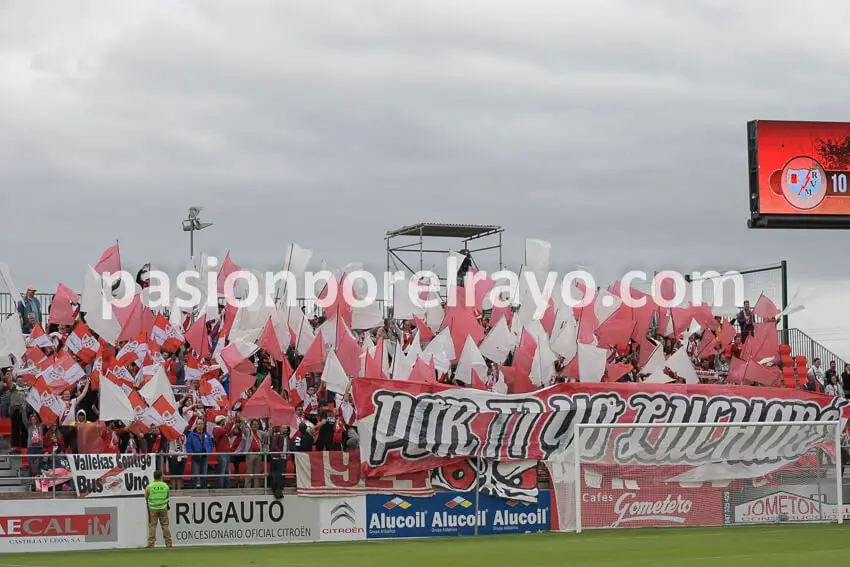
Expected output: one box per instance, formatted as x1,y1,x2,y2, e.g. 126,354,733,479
0,498,146,553
366,491,551,539
169,496,318,546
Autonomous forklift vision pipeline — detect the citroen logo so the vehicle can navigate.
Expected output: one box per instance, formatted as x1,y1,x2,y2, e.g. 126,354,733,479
331,502,356,525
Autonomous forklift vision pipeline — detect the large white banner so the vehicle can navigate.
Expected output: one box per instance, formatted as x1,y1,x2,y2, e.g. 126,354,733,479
68,453,155,498
0,499,146,553
169,496,319,546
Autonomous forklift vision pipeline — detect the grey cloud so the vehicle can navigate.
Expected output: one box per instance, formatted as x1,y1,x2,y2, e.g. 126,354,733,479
2,0,850,358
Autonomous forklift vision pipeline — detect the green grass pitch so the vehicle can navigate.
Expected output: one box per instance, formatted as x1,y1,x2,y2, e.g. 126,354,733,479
2,525,849,567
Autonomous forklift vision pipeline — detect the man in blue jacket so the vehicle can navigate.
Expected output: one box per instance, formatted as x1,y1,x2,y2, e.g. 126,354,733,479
17,287,41,334
186,420,214,489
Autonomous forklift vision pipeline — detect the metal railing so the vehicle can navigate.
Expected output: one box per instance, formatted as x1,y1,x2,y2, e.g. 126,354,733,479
0,451,297,498
0,292,55,330
784,328,848,370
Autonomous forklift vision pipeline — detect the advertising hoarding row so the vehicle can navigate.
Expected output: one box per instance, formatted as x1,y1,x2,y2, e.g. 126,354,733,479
0,491,553,553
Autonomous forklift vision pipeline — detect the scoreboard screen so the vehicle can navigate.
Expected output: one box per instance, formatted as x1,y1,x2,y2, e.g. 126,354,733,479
748,120,850,229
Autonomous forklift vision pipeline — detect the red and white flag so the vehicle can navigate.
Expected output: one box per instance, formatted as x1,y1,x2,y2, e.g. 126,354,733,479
40,352,86,393
105,367,135,394
27,323,54,349
200,377,228,408
26,376,63,425
117,332,149,368
149,395,188,441
65,321,100,365
151,313,184,353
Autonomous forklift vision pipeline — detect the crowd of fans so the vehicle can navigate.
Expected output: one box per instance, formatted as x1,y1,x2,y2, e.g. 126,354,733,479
0,271,847,493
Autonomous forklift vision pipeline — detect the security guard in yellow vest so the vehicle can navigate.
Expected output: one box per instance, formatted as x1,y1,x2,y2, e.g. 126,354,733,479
145,470,173,548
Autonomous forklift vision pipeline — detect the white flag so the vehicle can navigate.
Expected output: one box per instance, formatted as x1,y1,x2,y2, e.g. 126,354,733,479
577,343,607,383
478,316,515,364
321,349,350,394
99,374,135,422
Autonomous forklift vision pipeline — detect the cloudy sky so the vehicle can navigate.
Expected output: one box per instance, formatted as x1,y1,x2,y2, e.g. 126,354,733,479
2,0,850,356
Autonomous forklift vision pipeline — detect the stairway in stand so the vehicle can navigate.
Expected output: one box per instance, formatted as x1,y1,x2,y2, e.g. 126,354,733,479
0,437,29,493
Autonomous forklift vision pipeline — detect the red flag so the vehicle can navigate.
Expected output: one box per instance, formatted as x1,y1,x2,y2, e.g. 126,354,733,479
512,329,537,377
221,342,257,375
670,307,693,338
466,268,497,310
94,242,121,275
692,305,718,332
540,299,557,336
258,317,284,362
184,315,211,359
335,318,363,377
408,357,437,385
753,294,781,320
219,303,238,340
655,308,671,337
630,302,656,342
595,308,636,350
365,337,387,379
113,294,148,343
727,357,747,384
470,368,489,391
242,377,296,427
321,275,354,328
230,370,257,408
414,316,435,343
49,283,78,326
561,355,579,380
605,362,633,382
744,360,780,387
717,321,736,350
299,336,326,373
442,305,484,357
656,272,677,304
696,330,718,359
502,366,536,394
217,251,241,295
576,305,598,345
489,305,513,328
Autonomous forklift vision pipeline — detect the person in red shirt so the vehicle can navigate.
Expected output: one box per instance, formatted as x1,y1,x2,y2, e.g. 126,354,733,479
243,419,268,489
43,424,64,454
726,334,743,359
212,415,237,488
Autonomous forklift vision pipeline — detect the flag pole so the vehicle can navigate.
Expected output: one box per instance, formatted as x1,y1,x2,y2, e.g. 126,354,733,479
275,243,294,306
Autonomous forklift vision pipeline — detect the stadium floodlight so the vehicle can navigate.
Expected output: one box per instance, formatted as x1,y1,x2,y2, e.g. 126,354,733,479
182,207,213,258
